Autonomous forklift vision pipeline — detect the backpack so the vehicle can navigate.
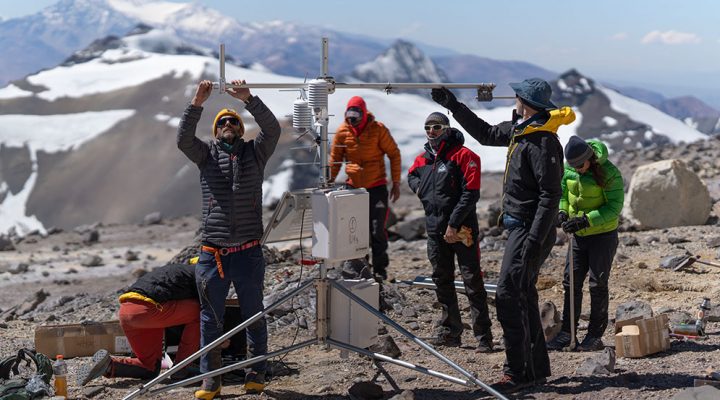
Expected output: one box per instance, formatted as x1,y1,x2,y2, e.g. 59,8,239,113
0,349,53,400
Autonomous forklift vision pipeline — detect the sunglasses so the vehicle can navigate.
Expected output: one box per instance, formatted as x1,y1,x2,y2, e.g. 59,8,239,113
424,124,448,131
216,116,240,127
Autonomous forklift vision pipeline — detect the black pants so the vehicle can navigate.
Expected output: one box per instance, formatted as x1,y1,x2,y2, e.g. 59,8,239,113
368,185,389,275
561,230,618,338
427,234,493,343
496,216,554,382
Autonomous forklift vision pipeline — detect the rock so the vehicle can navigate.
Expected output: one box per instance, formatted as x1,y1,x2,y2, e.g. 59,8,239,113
644,235,661,244
575,348,615,375
342,258,372,279
16,289,50,316
80,255,103,267
664,310,694,326
348,381,383,400
623,159,712,228
401,307,417,318
389,390,415,400
369,335,402,359
8,262,29,274
408,322,420,330
143,211,163,225
46,227,63,235
707,236,720,248
0,236,15,251
123,250,139,262
486,200,502,227
391,216,425,241
621,236,639,246
131,268,148,278
540,301,562,341
82,230,100,244
487,226,503,237
706,304,720,323
615,300,653,322
667,236,690,244
671,386,720,400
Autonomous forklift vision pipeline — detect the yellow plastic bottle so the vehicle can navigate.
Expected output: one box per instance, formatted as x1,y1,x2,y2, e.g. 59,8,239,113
53,355,68,398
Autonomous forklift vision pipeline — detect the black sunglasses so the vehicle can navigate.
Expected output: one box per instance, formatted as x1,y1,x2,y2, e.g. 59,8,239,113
216,116,240,127
424,124,448,131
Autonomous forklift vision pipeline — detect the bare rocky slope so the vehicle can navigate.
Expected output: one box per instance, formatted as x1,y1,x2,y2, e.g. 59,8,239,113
2,137,720,399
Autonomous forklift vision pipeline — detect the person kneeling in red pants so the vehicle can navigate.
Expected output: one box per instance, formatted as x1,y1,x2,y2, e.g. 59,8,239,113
77,263,200,385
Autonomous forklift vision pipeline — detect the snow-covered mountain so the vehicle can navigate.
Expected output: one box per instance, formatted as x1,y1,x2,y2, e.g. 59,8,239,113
0,18,712,235
0,0,388,85
351,40,449,86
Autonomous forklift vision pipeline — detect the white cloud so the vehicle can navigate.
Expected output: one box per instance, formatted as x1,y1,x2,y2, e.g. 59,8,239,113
641,30,701,45
611,32,627,41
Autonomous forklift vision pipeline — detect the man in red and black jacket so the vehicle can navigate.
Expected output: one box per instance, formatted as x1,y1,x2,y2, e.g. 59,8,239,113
407,112,493,352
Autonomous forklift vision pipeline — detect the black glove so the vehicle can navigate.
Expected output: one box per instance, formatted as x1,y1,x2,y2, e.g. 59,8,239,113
431,87,461,111
556,211,568,228
562,215,590,234
521,239,542,265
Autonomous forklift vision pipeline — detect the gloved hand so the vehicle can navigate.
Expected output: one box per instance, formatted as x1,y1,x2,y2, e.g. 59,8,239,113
562,215,590,234
431,87,461,111
521,239,542,265
556,211,568,228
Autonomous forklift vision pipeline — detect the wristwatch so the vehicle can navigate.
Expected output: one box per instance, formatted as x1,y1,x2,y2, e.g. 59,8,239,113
243,95,254,105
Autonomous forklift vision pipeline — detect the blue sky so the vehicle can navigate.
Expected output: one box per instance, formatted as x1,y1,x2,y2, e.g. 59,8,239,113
1,0,719,105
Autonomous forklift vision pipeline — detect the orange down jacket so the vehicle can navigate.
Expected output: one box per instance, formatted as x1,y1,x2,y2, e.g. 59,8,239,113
330,113,402,188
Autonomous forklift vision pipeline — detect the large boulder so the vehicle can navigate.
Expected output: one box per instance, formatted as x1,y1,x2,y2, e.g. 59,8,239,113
623,159,712,228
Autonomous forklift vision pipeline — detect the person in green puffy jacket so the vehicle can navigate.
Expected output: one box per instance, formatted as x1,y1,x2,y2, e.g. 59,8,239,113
547,136,624,352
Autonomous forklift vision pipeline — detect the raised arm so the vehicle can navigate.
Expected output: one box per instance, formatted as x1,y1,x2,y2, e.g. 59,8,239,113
226,79,281,167
177,80,212,165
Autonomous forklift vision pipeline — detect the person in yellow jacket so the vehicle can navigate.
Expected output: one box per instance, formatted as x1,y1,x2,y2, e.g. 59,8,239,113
330,96,401,281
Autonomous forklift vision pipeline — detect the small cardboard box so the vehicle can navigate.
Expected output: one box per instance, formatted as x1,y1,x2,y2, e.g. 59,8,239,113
35,321,131,359
614,314,670,358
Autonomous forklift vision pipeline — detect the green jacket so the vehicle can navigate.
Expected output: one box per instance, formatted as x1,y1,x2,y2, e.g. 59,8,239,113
560,139,624,236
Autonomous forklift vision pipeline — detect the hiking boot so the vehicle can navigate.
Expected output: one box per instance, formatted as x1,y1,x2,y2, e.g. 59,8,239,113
546,331,575,351
475,338,494,353
194,378,221,400
244,371,266,394
577,336,605,352
77,349,111,386
428,331,461,347
490,374,532,394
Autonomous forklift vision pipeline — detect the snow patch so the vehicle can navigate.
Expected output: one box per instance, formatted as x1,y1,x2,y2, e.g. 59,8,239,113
107,0,189,25
600,85,706,144
603,116,618,127
0,84,33,99
262,159,294,205
0,110,135,234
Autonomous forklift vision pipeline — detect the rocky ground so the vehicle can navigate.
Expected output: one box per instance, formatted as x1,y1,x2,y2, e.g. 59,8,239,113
2,137,720,400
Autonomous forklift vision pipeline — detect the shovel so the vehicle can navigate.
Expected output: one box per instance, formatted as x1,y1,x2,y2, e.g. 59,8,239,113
673,255,720,272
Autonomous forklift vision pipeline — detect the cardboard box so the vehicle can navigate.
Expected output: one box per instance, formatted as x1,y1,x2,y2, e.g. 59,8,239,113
614,314,670,358
35,321,131,359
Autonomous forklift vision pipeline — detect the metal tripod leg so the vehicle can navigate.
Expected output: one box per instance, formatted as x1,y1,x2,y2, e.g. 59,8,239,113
122,278,315,400
329,280,508,400
146,339,316,395
566,235,577,351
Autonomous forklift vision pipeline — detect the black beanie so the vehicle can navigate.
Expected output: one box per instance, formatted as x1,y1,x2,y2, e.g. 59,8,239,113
564,136,594,168
425,112,449,125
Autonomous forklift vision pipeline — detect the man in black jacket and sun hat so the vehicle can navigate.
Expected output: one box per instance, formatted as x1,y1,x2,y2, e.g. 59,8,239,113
432,78,575,394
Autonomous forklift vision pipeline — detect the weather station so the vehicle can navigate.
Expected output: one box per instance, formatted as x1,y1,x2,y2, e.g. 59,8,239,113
123,38,513,400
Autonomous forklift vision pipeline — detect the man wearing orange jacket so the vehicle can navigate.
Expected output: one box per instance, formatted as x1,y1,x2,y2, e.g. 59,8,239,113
330,96,401,281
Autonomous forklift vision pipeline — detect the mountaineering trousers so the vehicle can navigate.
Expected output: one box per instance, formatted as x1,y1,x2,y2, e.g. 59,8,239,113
561,229,618,338
496,214,554,383
116,298,200,372
368,185,390,276
195,244,267,381
427,234,493,342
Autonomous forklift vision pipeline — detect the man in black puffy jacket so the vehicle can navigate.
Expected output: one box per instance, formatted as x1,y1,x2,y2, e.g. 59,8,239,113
432,79,574,393
408,112,493,353
77,263,199,385
177,79,281,399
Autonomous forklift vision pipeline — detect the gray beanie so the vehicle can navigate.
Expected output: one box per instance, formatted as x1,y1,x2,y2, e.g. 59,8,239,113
425,112,449,125
564,136,594,168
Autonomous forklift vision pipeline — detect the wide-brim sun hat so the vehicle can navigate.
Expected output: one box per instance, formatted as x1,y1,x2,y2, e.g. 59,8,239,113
509,78,557,110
